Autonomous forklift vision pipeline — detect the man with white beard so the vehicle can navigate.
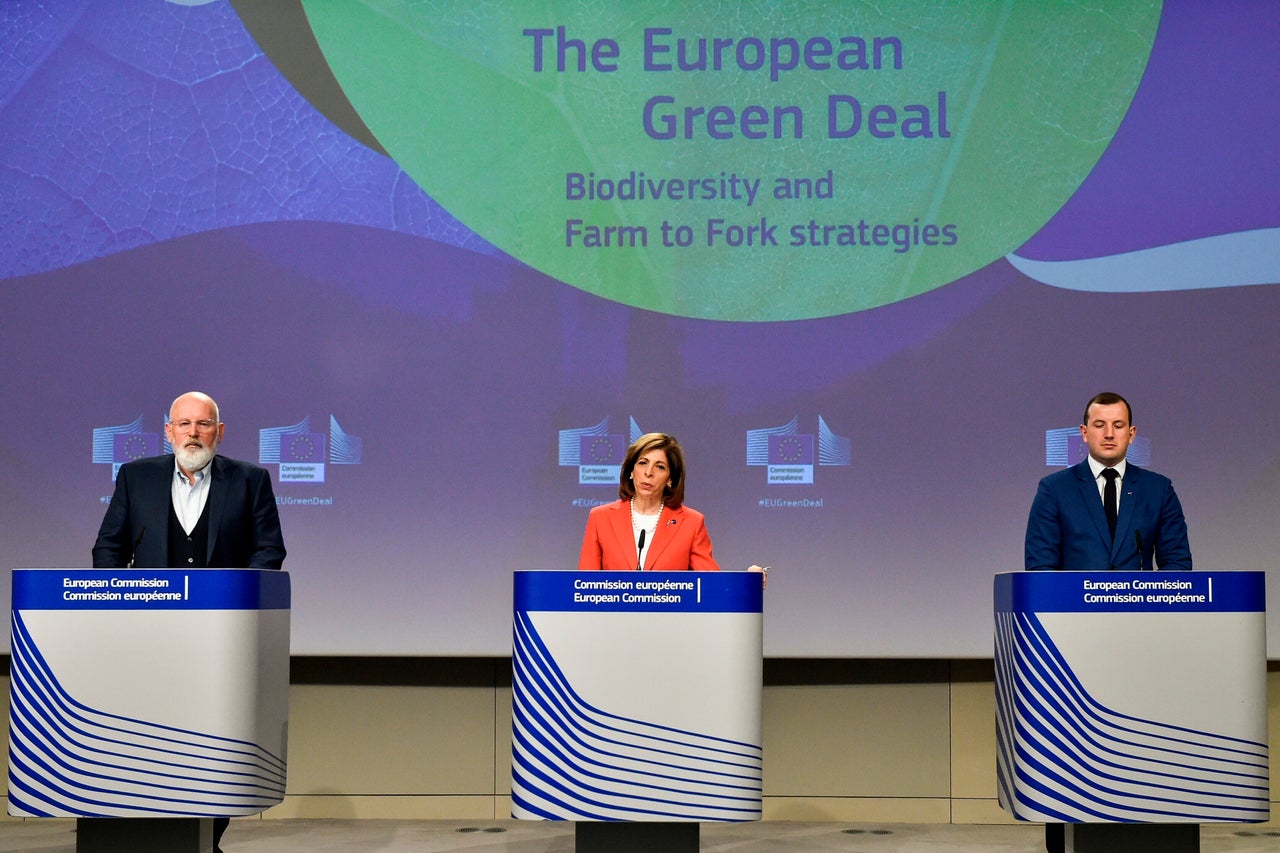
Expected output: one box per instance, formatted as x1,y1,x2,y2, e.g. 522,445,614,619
91,391,285,851
93,391,286,571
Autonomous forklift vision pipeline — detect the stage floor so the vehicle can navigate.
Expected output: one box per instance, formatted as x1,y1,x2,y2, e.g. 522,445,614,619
1,818,1279,852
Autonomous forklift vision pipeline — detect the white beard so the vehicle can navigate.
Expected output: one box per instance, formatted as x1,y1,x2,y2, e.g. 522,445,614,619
175,441,215,473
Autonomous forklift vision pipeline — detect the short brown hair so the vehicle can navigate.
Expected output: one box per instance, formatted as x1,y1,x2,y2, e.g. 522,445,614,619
618,433,686,508
1082,392,1132,426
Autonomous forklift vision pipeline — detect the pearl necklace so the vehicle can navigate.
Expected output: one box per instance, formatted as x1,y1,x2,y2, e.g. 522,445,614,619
630,498,661,566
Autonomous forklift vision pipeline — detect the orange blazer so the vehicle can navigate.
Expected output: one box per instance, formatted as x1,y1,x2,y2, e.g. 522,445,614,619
578,500,720,571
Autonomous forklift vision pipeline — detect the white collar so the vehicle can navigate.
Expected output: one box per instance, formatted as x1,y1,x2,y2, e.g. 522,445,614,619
1086,456,1127,480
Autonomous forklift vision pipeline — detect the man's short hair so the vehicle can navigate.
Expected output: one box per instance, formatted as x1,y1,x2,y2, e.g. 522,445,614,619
1082,392,1132,426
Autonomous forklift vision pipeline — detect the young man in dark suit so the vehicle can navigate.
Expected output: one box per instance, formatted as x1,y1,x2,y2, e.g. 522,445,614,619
1023,391,1190,852
1025,391,1190,573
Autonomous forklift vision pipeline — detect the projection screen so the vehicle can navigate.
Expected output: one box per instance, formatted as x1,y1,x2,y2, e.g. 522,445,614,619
1,0,1277,656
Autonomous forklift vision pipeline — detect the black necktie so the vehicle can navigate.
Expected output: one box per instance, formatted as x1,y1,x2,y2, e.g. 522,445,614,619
1102,468,1119,540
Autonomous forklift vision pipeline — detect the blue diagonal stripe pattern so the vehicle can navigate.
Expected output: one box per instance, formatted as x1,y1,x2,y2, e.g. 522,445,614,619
558,418,610,466
329,415,363,464
745,417,798,466
817,416,851,466
258,417,311,465
91,415,147,464
995,611,1268,823
510,611,762,821
6,612,287,818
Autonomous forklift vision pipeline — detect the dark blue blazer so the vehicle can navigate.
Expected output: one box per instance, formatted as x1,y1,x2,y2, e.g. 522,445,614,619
1025,460,1190,571
93,454,286,570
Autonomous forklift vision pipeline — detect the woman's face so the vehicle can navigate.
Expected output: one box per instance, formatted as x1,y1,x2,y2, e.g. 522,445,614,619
631,448,671,502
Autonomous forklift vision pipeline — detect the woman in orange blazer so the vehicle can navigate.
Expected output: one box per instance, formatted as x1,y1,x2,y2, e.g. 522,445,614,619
578,432,720,571
578,433,769,583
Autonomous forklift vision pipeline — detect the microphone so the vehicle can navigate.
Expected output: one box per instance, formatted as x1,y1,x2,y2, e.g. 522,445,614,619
1135,530,1146,571
636,529,646,571
127,526,145,569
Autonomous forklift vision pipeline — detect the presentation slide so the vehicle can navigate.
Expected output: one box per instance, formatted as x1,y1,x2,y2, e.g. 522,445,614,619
2,0,1276,656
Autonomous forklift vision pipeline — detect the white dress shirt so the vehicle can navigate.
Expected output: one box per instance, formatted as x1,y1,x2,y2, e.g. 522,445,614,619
172,460,213,534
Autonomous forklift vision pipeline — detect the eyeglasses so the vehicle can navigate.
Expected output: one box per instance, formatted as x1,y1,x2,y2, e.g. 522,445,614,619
170,419,218,433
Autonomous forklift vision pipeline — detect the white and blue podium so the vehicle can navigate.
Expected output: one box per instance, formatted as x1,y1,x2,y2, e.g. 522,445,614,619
511,570,763,851
7,568,290,851
994,571,1269,851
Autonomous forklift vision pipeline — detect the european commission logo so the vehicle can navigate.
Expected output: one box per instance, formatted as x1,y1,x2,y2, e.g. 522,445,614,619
1044,428,1151,466
92,415,161,481
747,416,851,484
559,417,643,485
260,415,363,484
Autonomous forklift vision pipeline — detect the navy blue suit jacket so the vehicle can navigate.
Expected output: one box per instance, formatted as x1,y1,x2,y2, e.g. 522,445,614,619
92,454,286,569
1025,460,1190,571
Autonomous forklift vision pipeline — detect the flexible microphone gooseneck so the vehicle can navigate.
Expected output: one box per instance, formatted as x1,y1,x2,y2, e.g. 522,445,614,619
636,528,646,571
128,526,146,569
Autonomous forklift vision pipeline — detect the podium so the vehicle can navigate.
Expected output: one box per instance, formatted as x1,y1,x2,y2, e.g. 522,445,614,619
7,568,290,852
994,571,1269,852
511,571,763,852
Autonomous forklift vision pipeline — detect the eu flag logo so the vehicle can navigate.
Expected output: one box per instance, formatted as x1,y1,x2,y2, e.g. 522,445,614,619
277,430,327,483
767,435,814,484
578,434,624,485
281,433,327,463
580,435,624,466
113,432,159,463
768,435,814,466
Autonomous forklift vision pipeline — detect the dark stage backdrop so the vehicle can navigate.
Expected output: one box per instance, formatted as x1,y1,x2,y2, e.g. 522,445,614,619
2,0,1276,655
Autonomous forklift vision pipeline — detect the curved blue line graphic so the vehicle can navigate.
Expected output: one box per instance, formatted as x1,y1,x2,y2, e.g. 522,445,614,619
510,610,761,822
994,611,1268,823
7,611,286,818
1007,228,1280,293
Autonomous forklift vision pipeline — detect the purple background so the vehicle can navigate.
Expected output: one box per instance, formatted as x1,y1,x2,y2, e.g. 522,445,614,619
2,1,1277,656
